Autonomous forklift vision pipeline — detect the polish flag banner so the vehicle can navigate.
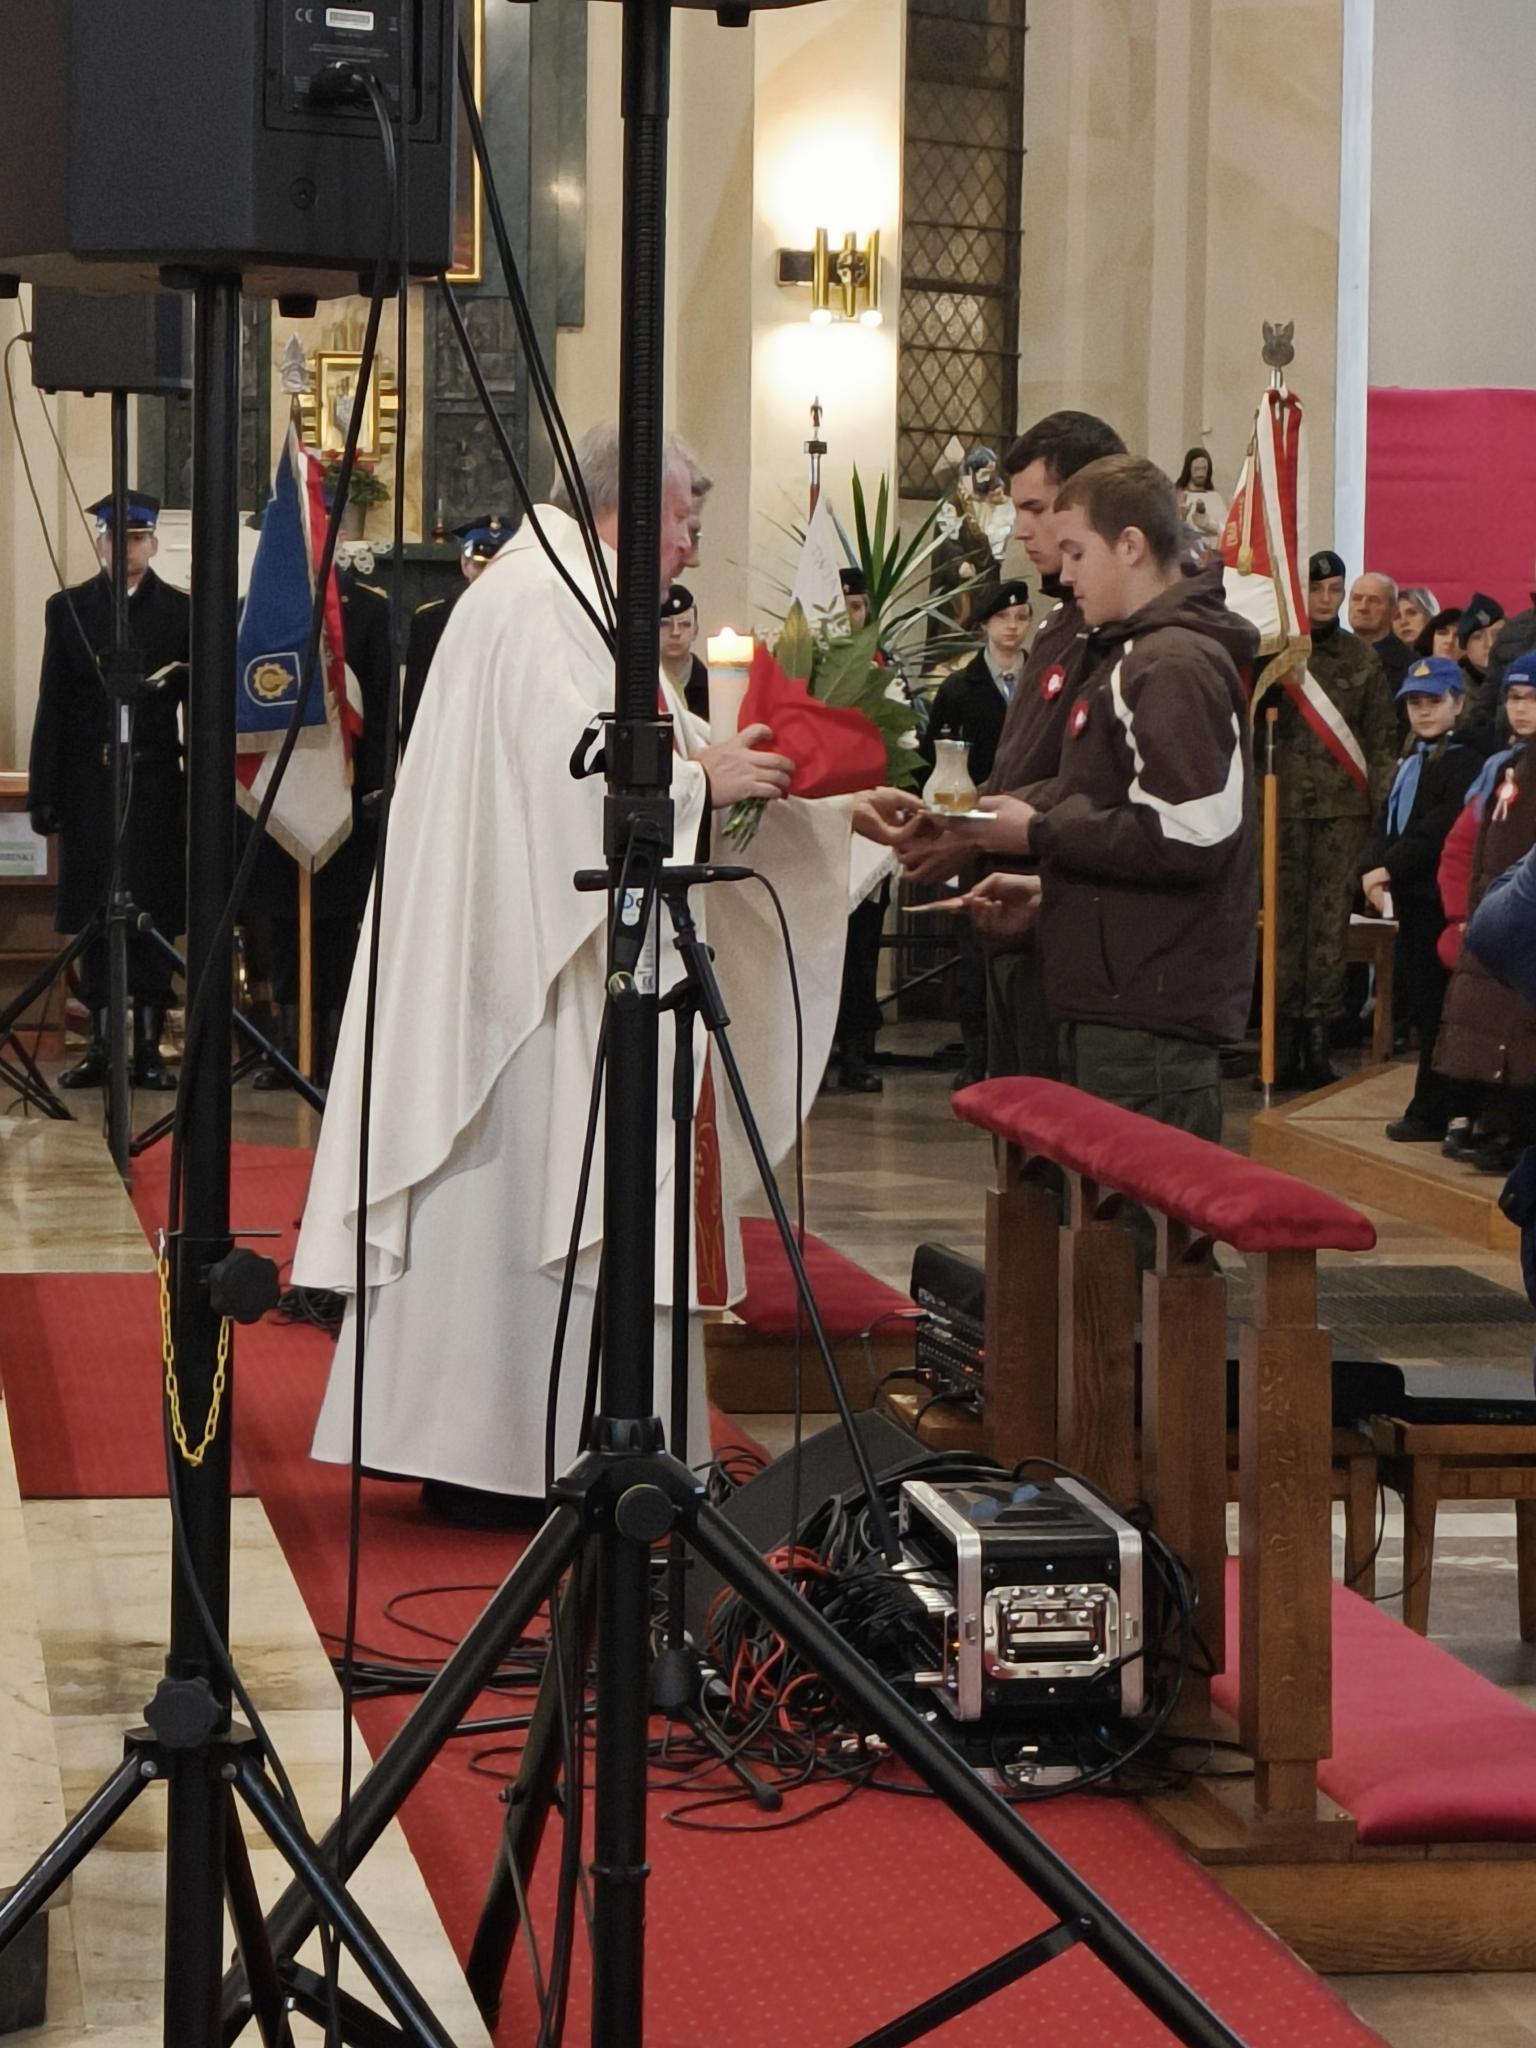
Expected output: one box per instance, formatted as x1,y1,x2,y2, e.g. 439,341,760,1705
234,425,363,871
1221,380,1310,679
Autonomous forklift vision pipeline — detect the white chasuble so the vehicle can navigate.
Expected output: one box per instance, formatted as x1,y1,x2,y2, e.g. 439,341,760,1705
294,507,852,1497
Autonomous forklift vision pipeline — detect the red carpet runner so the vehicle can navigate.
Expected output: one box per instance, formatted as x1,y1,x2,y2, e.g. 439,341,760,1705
0,1142,1383,2045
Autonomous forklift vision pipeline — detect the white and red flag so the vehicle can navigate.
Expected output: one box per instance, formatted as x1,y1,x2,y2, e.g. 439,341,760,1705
1221,380,1367,794
234,425,363,867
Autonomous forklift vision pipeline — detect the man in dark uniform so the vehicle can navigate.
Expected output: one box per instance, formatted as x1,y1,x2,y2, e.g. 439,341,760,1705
659,583,708,720
400,514,513,748
1349,570,1414,696
249,565,396,1086
921,577,1032,787
893,410,1127,1079
915,578,1032,1086
1272,550,1398,1087
27,490,189,1090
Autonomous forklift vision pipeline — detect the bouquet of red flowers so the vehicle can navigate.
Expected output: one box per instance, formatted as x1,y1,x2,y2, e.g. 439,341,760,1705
723,602,919,847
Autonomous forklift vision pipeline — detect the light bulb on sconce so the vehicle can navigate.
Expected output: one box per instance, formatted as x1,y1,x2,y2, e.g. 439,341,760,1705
775,226,882,328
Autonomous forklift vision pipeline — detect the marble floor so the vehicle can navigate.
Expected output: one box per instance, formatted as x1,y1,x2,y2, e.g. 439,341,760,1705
7,1027,1536,2041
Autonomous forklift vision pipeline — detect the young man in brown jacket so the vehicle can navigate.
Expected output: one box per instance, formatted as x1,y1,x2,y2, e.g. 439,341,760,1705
941,455,1259,1147
892,409,1126,1078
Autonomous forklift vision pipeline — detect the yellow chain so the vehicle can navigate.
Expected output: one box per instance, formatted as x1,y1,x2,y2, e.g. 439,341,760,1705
157,1252,231,1468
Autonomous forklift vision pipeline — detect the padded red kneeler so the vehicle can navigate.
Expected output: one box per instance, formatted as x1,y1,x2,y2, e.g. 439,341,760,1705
1213,1560,1536,1844
954,1078,1376,1254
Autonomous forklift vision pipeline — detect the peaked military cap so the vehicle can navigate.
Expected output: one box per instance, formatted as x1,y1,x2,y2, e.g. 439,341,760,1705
88,491,160,532
453,514,512,561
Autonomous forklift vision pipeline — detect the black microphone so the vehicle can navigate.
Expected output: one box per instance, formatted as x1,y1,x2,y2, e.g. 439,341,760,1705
574,862,752,892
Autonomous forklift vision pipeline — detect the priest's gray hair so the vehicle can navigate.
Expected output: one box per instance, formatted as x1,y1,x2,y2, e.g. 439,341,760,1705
550,423,703,517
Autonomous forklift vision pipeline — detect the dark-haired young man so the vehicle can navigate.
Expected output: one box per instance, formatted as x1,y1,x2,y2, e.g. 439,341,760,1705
893,408,1126,1078
947,456,1259,1152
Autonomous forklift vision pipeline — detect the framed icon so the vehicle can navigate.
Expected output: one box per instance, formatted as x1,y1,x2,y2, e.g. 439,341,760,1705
316,352,380,458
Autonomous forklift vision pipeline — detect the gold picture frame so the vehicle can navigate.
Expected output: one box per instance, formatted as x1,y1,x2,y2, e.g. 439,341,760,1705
447,0,485,285
315,352,380,457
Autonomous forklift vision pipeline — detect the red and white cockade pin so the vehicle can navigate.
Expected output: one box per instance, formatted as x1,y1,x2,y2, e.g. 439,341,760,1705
1068,700,1090,737
1040,664,1066,702
1495,767,1520,822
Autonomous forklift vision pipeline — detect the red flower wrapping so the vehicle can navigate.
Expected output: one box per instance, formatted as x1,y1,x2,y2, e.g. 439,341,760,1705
737,643,887,799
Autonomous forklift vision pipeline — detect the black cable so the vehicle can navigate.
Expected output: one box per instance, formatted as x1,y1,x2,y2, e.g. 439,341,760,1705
438,280,615,657
335,67,408,1918
454,33,615,631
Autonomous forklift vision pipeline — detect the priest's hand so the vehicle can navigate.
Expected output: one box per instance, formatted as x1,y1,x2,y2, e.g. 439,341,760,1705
696,722,795,807
851,786,924,844
1361,865,1391,915
922,871,1043,939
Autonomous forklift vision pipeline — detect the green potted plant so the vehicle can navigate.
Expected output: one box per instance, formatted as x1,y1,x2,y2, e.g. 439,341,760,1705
322,454,390,539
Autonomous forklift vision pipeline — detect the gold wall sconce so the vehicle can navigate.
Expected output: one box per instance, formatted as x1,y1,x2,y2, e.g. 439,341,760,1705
775,229,882,327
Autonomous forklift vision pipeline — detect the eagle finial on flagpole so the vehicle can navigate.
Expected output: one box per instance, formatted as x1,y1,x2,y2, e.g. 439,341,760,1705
1262,319,1295,389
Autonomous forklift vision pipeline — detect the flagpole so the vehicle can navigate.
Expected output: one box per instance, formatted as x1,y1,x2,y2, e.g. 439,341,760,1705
297,866,314,1080
1261,706,1279,1108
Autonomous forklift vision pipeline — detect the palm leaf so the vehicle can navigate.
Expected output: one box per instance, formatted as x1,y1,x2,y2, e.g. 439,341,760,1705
774,600,816,683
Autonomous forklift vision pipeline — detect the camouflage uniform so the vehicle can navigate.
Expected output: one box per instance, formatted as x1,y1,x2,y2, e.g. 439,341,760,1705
1271,624,1398,1024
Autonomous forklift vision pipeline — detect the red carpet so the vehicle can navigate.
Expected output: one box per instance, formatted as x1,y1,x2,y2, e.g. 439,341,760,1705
0,1142,1383,2045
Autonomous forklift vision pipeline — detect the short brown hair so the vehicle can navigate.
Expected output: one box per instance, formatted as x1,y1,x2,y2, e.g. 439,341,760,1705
1053,456,1181,569
1001,410,1125,486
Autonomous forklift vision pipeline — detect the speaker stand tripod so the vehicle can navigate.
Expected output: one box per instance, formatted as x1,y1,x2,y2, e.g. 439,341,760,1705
217,6,1247,2041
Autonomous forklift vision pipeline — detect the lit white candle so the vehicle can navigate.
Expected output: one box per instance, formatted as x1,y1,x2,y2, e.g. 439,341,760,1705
705,628,755,742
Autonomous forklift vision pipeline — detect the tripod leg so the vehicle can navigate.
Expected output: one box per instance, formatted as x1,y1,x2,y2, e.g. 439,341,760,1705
233,1757,456,2048
223,1503,584,2030
222,1799,296,2048
686,1499,1243,2048
466,1538,595,2019
0,1754,149,1953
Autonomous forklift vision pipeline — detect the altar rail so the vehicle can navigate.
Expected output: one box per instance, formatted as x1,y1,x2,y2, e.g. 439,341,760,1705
952,1078,1376,1822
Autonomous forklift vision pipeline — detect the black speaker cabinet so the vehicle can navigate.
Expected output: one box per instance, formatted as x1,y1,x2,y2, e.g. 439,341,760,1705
684,1412,940,1639
30,288,192,397
0,1,456,301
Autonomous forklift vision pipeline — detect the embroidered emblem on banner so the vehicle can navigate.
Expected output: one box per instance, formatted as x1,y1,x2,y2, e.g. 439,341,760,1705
1068,700,1090,737
1040,665,1066,702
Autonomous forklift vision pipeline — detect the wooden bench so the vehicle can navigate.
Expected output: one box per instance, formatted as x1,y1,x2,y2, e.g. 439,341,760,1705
1370,1412,1536,1637
1347,913,1397,1066
953,1077,1379,1817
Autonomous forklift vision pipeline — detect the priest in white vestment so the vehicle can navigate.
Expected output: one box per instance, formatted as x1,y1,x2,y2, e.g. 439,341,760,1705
293,428,879,1510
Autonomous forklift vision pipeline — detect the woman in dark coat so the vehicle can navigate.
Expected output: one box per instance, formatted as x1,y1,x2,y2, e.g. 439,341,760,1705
1360,656,1481,1141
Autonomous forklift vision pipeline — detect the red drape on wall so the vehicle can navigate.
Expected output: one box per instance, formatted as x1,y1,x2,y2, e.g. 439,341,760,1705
1365,386,1536,617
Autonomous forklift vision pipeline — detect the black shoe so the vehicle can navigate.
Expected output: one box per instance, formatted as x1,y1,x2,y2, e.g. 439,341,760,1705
252,1061,293,1091
952,1057,987,1091
419,1479,546,1530
131,1004,177,1092
1472,1135,1522,1176
1301,1023,1338,1090
1441,1118,1478,1161
58,1010,110,1090
1385,1115,1445,1143
837,1037,883,1093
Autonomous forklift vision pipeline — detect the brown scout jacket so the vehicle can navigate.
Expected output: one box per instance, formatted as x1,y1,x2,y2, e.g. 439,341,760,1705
1028,566,1260,1045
